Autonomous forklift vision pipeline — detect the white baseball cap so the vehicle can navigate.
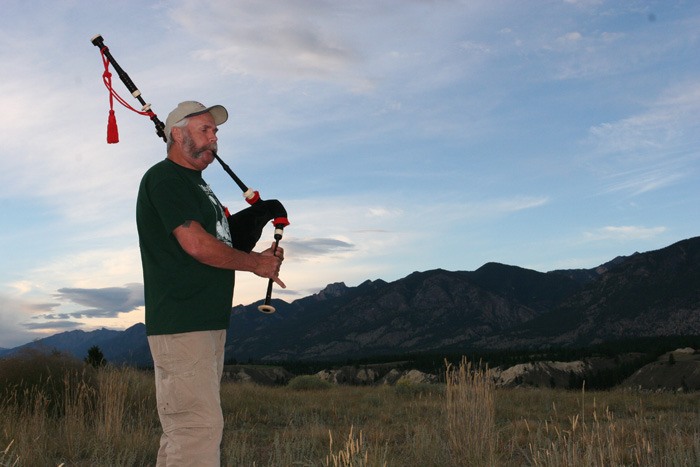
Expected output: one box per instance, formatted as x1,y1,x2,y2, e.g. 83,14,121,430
164,101,228,142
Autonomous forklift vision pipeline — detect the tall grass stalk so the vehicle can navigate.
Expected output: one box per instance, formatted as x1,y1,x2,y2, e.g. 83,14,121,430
1,440,19,467
445,357,497,465
97,367,129,438
325,426,367,467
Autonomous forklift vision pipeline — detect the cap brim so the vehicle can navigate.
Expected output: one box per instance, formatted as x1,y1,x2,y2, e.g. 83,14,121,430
185,105,228,126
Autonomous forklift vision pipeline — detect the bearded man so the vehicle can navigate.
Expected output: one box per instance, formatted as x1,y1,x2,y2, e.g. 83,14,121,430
136,101,284,466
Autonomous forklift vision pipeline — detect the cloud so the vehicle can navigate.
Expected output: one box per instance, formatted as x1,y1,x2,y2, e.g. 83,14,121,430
584,225,667,242
168,0,491,95
589,114,676,155
557,32,583,44
429,196,550,224
458,40,492,54
0,295,62,348
284,237,355,260
24,320,84,331
49,283,144,319
585,82,700,195
367,207,403,218
599,164,687,196
482,196,550,214
170,0,361,85
30,248,144,290
536,3,697,81
2,284,143,340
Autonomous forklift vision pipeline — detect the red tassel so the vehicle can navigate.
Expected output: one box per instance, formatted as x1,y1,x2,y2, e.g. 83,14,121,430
107,109,119,144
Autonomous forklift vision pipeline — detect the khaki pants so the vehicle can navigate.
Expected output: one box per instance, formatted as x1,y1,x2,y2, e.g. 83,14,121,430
148,330,226,467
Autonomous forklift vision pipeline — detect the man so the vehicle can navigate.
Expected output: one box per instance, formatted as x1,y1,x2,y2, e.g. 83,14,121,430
136,101,284,466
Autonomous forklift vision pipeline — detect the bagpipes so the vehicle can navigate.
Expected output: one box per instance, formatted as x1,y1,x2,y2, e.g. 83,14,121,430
90,34,288,313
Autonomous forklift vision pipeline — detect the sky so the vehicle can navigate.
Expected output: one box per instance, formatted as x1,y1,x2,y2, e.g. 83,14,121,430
1,0,699,349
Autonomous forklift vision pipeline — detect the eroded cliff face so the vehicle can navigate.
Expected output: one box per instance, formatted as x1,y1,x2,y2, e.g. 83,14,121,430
221,348,700,393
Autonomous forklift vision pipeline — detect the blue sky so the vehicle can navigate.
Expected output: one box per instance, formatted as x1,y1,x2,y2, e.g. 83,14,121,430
1,0,699,348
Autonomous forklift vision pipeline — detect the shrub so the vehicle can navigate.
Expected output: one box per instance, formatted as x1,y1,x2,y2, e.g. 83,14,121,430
85,345,107,368
0,348,97,415
287,375,333,391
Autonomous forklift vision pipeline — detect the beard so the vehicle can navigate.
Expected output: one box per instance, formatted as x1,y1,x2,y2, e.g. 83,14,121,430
182,129,218,160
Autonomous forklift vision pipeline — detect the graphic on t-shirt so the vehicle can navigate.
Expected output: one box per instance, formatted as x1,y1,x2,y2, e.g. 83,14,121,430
198,183,232,247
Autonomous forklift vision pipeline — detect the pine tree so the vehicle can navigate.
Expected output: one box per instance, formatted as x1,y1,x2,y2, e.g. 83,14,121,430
85,345,107,368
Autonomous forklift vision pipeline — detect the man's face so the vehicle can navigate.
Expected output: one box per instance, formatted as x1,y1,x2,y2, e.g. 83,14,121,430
179,112,219,170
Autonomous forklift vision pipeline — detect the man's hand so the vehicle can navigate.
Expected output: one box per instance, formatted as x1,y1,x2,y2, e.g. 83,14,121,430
256,242,286,288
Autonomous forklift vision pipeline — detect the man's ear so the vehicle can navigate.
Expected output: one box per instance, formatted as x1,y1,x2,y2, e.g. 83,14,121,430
171,126,183,144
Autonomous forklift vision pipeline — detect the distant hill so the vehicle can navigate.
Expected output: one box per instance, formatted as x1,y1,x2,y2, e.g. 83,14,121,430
3,236,699,367
3,328,122,360
481,236,700,349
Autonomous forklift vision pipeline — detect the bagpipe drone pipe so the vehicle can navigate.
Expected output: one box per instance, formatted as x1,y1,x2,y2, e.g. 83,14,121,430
91,34,289,313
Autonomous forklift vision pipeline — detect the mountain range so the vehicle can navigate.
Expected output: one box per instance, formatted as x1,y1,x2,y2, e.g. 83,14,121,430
3,236,699,366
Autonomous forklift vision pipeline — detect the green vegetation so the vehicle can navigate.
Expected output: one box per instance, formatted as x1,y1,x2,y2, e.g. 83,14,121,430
287,375,333,391
84,345,107,368
2,350,699,465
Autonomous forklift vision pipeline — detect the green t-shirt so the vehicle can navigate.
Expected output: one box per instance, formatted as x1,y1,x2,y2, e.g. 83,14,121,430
136,159,235,336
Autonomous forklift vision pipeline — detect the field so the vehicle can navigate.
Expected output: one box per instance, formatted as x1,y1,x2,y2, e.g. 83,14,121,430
1,352,699,466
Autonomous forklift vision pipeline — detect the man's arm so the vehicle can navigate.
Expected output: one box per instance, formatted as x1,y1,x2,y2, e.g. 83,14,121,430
173,220,285,287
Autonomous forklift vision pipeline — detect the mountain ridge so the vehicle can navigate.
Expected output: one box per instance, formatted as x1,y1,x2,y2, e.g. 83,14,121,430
2,236,699,366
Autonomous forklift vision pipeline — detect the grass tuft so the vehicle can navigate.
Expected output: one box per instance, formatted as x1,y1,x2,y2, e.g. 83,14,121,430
287,375,334,391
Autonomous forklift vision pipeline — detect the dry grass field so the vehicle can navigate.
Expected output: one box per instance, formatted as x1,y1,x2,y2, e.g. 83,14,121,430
1,352,698,466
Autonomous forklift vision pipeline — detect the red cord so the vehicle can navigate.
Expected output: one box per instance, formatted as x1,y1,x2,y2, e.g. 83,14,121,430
101,48,119,143
99,46,158,140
